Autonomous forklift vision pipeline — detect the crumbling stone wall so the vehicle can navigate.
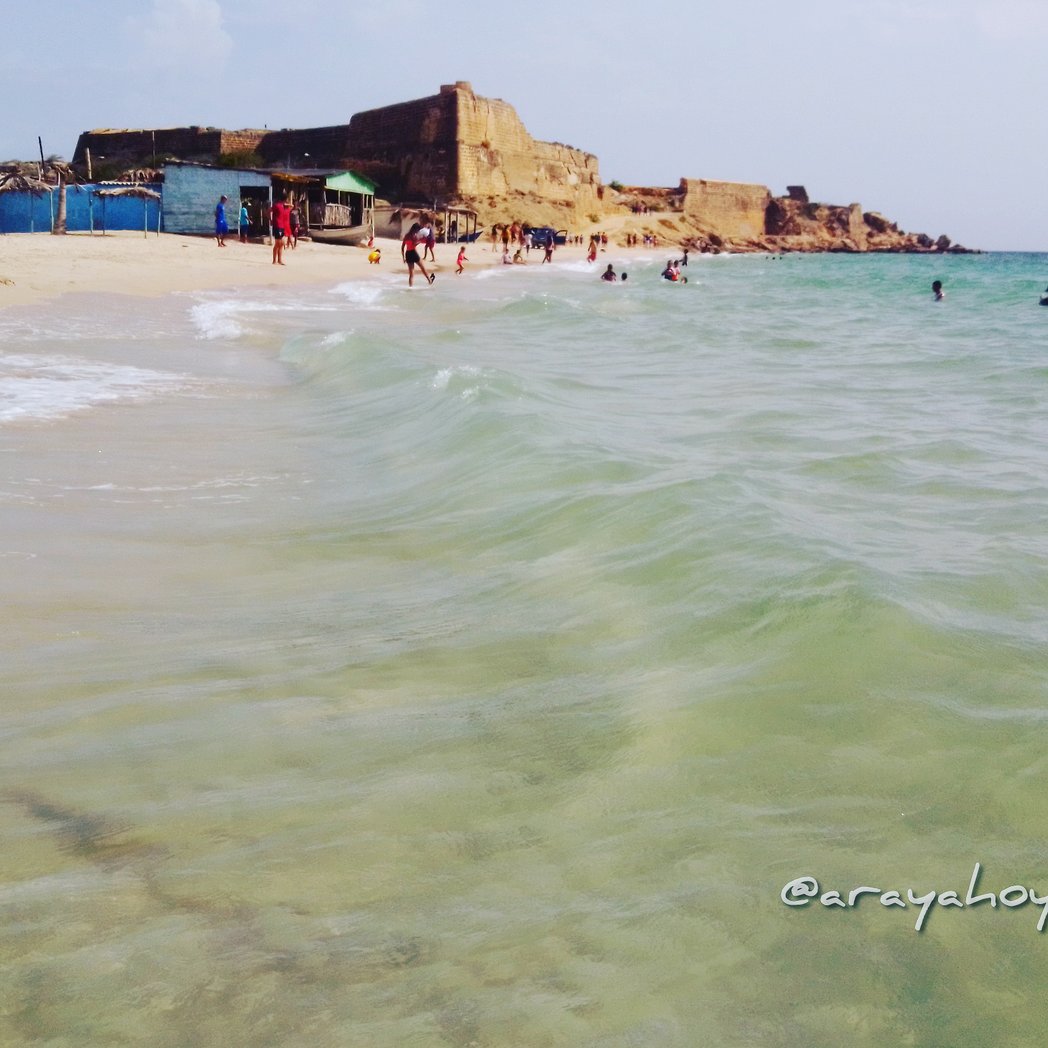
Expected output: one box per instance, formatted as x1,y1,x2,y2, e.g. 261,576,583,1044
680,179,772,241
453,86,600,211
72,83,602,217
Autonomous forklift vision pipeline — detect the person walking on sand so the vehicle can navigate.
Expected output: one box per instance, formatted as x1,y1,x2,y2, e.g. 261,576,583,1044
402,222,434,287
456,246,467,274
238,200,249,243
542,234,555,264
214,195,229,247
271,194,291,265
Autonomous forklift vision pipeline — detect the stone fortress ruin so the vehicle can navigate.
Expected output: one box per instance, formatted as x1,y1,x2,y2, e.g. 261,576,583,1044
73,82,967,253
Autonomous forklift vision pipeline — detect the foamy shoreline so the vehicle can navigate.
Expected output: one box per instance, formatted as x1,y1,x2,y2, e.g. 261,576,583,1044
0,231,594,311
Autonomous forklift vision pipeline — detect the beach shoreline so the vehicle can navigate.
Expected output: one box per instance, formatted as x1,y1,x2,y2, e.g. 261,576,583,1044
0,230,597,311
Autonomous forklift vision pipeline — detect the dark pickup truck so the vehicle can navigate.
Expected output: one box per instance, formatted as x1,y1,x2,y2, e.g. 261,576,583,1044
527,226,568,247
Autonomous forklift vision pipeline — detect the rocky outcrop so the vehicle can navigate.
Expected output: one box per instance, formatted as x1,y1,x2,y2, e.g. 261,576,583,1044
679,183,973,254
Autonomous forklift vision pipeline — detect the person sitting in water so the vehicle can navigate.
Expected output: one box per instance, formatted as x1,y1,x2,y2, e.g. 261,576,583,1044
932,280,945,301
512,249,526,264
601,264,617,282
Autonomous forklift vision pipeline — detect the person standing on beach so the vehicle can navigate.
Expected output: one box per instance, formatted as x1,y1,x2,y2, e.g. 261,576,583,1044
271,195,291,265
543,234,555,264
238,201,249,243
214,195,229,247
456,246,467,274
402,222,434,287
288,205,301,250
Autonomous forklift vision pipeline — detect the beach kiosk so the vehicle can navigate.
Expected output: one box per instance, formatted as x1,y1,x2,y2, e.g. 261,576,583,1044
270,170,376,244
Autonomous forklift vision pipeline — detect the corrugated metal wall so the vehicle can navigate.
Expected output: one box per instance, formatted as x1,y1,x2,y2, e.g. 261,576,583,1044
0,184,162,234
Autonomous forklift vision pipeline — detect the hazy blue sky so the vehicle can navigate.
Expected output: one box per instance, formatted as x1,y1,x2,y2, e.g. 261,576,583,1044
2,0,1045,249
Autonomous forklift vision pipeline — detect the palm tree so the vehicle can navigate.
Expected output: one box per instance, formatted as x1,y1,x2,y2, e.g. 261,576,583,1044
45,155,75,235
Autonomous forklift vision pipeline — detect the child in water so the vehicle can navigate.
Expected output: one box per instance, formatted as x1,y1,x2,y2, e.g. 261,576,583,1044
456,246,467,274
932,280,945,301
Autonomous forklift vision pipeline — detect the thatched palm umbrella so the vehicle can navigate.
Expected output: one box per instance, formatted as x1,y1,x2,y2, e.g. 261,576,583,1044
94,185,162,238
0,173,52,233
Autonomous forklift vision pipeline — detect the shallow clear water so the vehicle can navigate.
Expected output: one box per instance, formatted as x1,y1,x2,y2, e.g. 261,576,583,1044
3,250,1048,1045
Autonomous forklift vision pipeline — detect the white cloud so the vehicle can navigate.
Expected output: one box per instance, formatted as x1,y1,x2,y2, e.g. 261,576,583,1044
126,0,233,71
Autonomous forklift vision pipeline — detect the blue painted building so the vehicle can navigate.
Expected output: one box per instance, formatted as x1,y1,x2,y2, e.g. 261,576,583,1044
161,163,272,237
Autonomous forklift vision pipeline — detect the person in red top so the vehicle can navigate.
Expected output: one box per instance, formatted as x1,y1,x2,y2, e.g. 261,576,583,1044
271,194,291,265
401,222,434,287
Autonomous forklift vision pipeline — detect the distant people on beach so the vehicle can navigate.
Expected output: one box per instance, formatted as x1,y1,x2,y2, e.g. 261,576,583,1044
601,264,617,282
542,236,554,264
238,201,249,243
932,279,945,301
214,195,228,247
271,195,291,265
512,249,526,265
586,238,598,263
456,246,467,274
402,222,434,286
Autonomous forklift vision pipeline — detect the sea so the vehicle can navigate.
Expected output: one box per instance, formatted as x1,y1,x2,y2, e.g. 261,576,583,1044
2,247,1048,1047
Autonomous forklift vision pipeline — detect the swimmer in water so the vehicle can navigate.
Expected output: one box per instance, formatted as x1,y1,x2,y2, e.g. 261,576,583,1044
932,280,945,301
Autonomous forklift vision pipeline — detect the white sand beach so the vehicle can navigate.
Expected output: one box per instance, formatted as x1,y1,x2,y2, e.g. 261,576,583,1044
0,230,600,310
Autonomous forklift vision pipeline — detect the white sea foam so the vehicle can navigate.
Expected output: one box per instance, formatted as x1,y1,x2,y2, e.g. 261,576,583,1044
0,353,192,423
189,296,336,340
431,365,482,391
330,281,390,308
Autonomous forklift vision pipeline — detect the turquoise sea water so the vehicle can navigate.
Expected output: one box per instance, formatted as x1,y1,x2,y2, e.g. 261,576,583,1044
3,248,1048,1046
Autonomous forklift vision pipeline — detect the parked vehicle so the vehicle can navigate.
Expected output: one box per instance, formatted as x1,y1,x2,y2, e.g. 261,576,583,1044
527,226,567,247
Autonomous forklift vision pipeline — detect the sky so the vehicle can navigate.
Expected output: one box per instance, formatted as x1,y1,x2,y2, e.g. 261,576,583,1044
2,0,1045,250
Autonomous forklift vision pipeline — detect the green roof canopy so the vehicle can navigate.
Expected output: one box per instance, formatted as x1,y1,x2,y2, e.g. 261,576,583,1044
325,171,376,194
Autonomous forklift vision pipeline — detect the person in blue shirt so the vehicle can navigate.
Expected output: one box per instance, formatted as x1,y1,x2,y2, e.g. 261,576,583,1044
214,195,229,247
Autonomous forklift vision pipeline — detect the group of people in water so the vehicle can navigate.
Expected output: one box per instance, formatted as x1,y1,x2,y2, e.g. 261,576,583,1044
933,278,1047,304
